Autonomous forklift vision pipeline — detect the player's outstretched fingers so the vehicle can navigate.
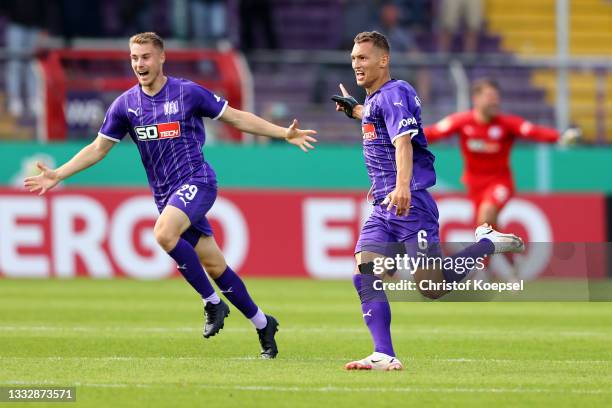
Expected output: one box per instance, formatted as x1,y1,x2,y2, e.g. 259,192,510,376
24,180,40,193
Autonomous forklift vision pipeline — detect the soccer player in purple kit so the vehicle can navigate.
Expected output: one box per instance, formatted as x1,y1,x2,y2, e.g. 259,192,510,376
24,32,317,359
332,31,525,371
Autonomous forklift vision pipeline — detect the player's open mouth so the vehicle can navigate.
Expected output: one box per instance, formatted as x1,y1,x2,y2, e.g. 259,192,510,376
355,72,365,81
138,71,149,78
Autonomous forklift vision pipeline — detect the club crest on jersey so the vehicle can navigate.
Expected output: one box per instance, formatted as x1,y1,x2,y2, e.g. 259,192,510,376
488,125,502,140
363,103,371,119
362,123,377,140
135,121,181,141
163,100,179,116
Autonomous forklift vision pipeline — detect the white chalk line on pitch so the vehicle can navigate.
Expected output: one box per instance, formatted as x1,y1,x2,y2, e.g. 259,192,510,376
0,325,610,338
1,356,610,365
1,380,610,395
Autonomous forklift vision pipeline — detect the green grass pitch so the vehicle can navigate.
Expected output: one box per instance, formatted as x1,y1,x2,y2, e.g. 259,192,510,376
1,278,611,407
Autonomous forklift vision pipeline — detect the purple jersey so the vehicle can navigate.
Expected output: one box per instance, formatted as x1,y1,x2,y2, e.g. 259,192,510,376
98,76,227,207
361,79,436,204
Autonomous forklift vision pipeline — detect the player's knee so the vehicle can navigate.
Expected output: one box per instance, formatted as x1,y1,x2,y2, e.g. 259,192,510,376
153,222,180,251
200,256,226,278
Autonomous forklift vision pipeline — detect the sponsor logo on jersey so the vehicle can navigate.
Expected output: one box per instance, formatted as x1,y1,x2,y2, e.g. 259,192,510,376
163,100,179,116
466,139,500,153
362,123,377,140
398,117,417,130
134,121,181,141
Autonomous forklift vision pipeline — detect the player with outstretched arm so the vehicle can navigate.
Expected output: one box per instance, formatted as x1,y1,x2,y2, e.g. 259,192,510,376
24,32,317,359
332,31,524,371
423,78,580,229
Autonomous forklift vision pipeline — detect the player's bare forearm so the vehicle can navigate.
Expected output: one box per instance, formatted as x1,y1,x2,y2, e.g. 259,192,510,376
56,136,114,180
382,136,413,216
24,135,114,195
220,106,286,139
220,106,317,152
394,136,413,189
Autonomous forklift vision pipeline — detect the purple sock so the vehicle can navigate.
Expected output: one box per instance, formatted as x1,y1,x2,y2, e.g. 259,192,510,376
441,239,495,283
353,274,395,357
168,238,215,298
214,266,259,319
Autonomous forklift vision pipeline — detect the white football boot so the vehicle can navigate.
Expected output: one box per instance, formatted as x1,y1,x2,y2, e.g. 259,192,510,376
345,352,403,371
475,223,525,254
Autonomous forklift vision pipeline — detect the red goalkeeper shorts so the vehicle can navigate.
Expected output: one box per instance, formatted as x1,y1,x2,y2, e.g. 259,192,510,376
466,177,514,212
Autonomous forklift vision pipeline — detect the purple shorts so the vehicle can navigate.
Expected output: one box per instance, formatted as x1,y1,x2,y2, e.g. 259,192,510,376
166,181,217,247
355,189,440,256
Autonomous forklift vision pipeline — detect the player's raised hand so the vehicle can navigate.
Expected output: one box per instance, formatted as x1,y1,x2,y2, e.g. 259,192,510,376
23,161,61,195
382,186,411,217
285,119,318,152
331,83,361,120
559,127,581,146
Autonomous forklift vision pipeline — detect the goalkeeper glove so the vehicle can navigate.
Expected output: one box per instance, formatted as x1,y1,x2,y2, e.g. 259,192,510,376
332,94,359,119
559,127,581,146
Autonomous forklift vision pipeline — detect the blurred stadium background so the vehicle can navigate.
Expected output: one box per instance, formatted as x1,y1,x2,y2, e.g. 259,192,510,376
0,0,609,280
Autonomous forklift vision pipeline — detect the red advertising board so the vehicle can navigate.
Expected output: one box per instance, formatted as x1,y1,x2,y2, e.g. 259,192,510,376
0,188,606,279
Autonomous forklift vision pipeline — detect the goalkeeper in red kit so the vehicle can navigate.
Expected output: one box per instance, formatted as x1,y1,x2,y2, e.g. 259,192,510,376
423,78,580,228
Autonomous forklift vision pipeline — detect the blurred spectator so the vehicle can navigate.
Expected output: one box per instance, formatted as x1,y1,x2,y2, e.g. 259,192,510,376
190,0,227,46
171,0,189,39
374,3,431,101
59,0,102,42
0,0,50,117
399,0,432,33
340,0,377,49
438,0,483,53
239,0,277,51
100,0,152,37
117,0,154,37
375,2,418,53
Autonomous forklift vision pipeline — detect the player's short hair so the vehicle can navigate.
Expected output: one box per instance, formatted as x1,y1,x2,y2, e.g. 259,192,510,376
354,31,390,53
129,32,164,51
472,78,500,95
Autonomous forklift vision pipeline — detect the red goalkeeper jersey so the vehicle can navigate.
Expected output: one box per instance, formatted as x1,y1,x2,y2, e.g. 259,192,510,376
424,110,559,186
